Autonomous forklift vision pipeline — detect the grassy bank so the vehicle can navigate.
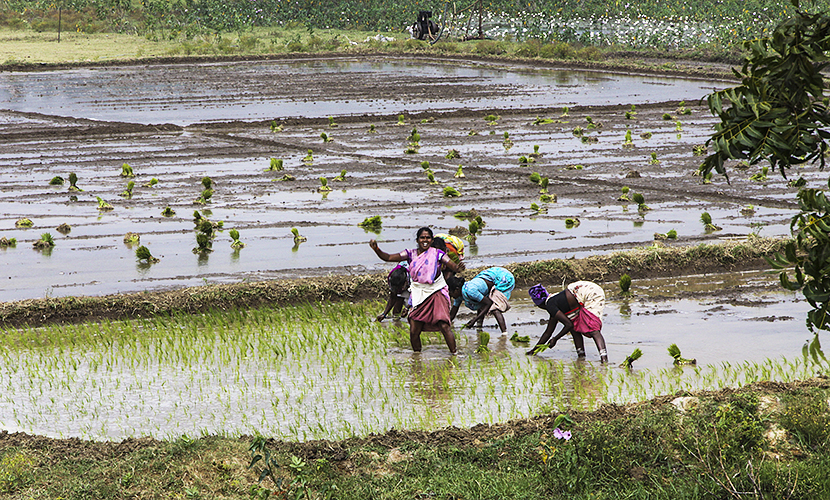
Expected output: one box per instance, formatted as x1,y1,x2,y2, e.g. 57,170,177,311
0,237,788,328
0,380,828,498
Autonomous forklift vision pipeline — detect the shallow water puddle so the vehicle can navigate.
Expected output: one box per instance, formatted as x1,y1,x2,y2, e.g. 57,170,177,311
0,270,816,441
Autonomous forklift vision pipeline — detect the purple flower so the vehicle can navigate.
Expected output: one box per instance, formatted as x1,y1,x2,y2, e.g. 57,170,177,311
553,428,572,441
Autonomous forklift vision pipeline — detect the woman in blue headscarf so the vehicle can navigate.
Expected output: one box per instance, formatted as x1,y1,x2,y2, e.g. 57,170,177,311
447,267,515,334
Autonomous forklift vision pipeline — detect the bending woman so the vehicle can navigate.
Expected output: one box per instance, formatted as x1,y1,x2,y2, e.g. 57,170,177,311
527,281,608,363
448,267,515,334
369,227,465,353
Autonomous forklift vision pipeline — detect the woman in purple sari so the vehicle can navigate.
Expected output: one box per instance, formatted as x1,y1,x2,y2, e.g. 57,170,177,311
370,227,465,353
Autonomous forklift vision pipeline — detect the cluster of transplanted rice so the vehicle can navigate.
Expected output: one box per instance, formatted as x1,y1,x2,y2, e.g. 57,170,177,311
0,303,822,441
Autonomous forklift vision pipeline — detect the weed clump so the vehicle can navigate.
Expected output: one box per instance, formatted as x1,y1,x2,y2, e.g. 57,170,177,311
619,273,632,294
56,223,71,235
15,218,33,228
0,237,17,247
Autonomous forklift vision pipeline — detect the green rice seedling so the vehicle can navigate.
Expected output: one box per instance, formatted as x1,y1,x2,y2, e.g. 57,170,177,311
267,158,284,171
581,135,598,144
443,186,461,198
445,149,461,159
270,120,283,132
675,120,682,132
618,186,630,201
358,216,382,233
396,114,405,125
529,344,549,354
143,178,159,187
120,180,135,198
662,112,673,120
539,177,549,193
123,232,140,244
15,218,33,228
454,165,465,178
585,116,601,129
368,124,376,133
476,331,490,353
749,166,769,181
33,232,54,249
201,176,212,190
276,174,296,181
572,125,584,137
640,131,652,139
676,102,692,115
49,176,64,185
467,219,480,243
530,202,547,214
740,205,755,216
68,172,82,191
623,129,633,146
701,171,713,184
229,229,245,249
420,161,430,170
510,333,530,343
96,197,114,211
625,107,637,119
120,163,135,177
503,131,511,142
620,348,642,368
468,129,478,136
666,229,677,239
404,145,419,154
317,177,332,192
328,116,338,128
564,164,583,170
408,127,420,143
619,274,632,294
560,107,569,117
531,145,540,157
484,114,499,124
303,150,313,163
0,236,17,247
668,343,696,365
540,193,556,203
333,169,347,181
518,155,535,164
565,217,580,228
135,245,159,263
474,215,485,228
529,172,541,184
700,212,722,231
649,152,659,164
632,192,649,211
193,232,212,253
291,227,306,243
787,177,806,187
194,188,213,205
533,116,554,125
426,170,437,184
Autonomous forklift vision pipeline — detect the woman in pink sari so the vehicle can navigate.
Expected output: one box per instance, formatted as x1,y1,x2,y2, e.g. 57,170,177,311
526,281,608,363
369,227,465,353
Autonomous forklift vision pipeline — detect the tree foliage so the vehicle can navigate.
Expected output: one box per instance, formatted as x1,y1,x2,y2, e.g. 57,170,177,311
700,0,830,331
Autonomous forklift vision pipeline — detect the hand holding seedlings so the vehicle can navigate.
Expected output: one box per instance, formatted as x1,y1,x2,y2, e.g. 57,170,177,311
447,267,514,335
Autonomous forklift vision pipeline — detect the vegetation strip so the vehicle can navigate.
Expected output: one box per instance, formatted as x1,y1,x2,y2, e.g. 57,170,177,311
0,237,787,328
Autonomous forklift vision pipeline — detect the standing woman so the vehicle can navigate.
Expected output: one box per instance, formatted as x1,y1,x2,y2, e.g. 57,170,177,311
369,227,465,353
527,281,608,363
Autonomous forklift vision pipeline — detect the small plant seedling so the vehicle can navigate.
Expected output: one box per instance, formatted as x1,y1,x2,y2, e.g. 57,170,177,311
15,218,33,228
662,113,673,120
404,145,419,154
446,149,461,159
503,131,511,141
368,124,377,133
229,228,245,249
135,245,159,263
397,114,405,125
531,145,540,156
668,343,696,365
454,209,480,220
426,170,438,184
454,165,465,178
519,155,535,164
640,131,652,139
666,229,677,239
539,177,550,193
787,177,806,187
619,273,632,294
96,197,114,211
540,193,556,203
476,331,491,353
194,188,213,205
529,172,541,184
531,202,547,214
581,135,598,144
740,204,756,216
649,152,660,164
443,186,461,198
328,116,338,128
565,217,580,228
585,116,600,128
33,232,55,249
303,150,313,163
620,348,642,369
572,125,584,137
320,132,332,143
467,219,480,243
510,332,530,343
408,127,420,143
0,237,17,247
468,129,479,136
318,177,332,192
49,176,65,185
676,101,692,115
56,223,71,235
625,110,637,119
291,227,307,243
623,129,633,145
120,180,135,198
201,177,212,190
700,212,722,231
564,164,583,170
276,174,296,181
120,163,135,177
267,158,284,171
749,166,769,181
123,232,140,244
143,178,159,187
420,161,430,170
533,116,555,125
162,206,176,217
333,169,347,181
193,231,213,254
485,114,499,124
529,344,549,355
358,215,382,232
632,192,649,211
618,186,630,201
675,120,682,132
560,107,569,117
270,120,284,132
68,172,83,191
